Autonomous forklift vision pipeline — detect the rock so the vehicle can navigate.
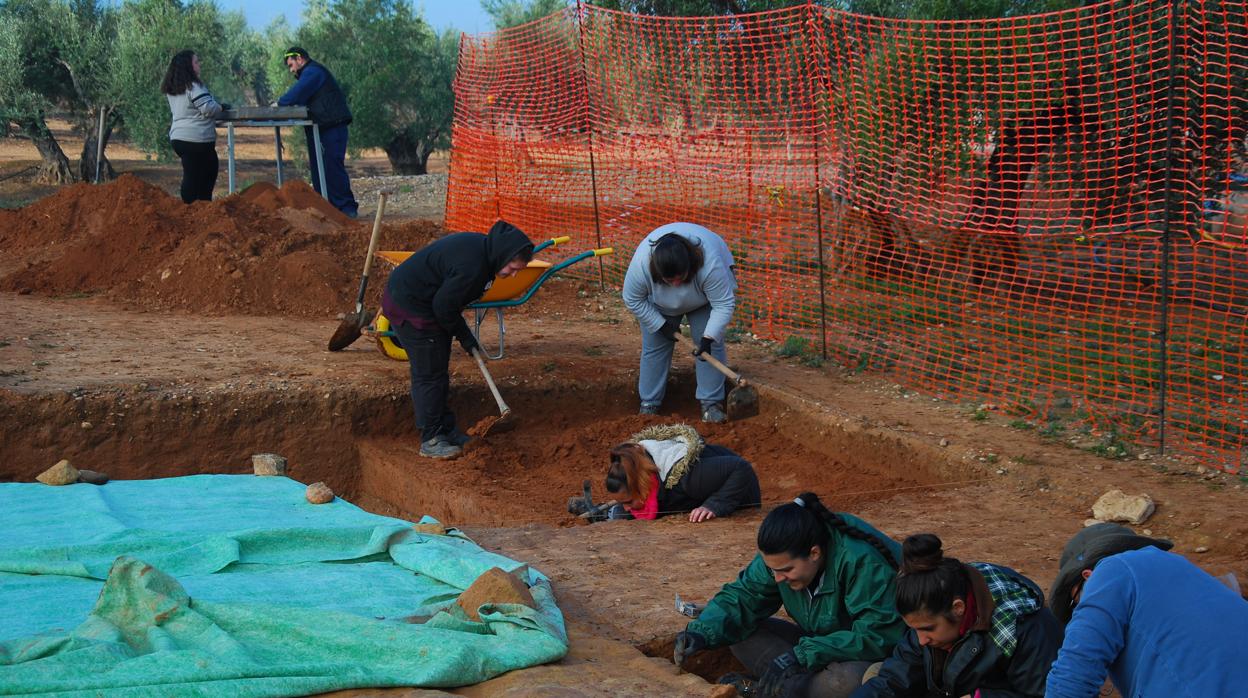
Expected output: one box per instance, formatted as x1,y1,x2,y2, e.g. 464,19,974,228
251,453,287,476
939,438,950,447
80,421,92,430
413,522,450,536
305,482,334,504
1091,489,1155,525
77,469,111,485
36,459,80,486
455,567,536,622
1083,518,1102,528
1195,546,1210,554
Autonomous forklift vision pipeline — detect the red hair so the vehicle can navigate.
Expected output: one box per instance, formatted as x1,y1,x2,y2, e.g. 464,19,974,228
606,443,658,507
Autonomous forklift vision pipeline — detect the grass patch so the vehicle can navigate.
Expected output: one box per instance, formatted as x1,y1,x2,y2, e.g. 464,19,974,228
583,346,605,357
1008,419,1035,430
540,360,557,373
775,336,824,368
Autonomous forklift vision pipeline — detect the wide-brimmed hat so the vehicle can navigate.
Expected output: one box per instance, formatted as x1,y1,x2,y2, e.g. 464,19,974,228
1049,522,1172,624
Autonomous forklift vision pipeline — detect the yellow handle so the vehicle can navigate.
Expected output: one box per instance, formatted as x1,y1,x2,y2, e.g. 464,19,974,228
593,247,614,257
550,236,571,246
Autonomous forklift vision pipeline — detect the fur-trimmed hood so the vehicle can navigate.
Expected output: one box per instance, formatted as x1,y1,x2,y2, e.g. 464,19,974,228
629,423,704,489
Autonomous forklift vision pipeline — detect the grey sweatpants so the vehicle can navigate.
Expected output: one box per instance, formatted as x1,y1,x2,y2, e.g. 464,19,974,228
638,303,727,407
730,618,874,698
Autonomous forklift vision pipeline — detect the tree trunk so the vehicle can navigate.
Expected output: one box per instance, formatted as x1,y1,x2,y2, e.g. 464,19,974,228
17,116,74,184
384,132,430,175
77,109,118,183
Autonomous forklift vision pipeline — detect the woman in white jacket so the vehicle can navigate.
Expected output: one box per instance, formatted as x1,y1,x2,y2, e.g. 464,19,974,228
160,50,225,204
622,222,737,423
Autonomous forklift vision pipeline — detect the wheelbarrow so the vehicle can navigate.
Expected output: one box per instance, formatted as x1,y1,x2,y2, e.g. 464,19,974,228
369,236,613,361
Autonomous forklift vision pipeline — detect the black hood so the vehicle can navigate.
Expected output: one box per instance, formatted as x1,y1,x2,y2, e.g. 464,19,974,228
484,220,534,274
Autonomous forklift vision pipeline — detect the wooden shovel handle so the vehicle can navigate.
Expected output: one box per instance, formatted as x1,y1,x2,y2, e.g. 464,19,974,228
675,333,748,386
359,191,389,282
471,347,511,416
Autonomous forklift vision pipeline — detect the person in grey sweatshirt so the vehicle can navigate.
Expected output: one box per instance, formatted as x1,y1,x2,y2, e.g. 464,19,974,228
622,222,737,423
161,50,227,204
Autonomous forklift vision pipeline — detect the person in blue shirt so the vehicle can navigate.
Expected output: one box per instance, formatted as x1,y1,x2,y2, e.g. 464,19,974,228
277,47,359,218
1045,523,1248,697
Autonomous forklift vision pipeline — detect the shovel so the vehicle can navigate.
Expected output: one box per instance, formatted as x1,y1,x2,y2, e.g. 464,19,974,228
675,333,760,420
328,190,392,351
467,346,515,436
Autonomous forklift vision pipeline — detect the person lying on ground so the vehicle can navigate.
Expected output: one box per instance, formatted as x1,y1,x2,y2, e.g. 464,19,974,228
852,533,1061,698
381,220,533,460
1044,522,1248,698
622,222,737,423
603,423,760,522
673,493,903,698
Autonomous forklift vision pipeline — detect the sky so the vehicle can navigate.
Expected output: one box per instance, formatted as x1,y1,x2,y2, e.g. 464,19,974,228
215,1,496,35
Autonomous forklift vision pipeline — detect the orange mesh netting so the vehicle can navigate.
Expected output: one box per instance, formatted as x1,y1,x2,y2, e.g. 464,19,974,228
446,0,1248,472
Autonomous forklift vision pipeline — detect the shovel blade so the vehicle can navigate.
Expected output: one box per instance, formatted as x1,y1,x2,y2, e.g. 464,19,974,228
327,309,374,352
470,409,515,438
726,384,760,420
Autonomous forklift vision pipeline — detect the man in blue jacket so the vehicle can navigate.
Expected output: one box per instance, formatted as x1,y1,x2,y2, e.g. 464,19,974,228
1046,523,1248,697
277,47,359,218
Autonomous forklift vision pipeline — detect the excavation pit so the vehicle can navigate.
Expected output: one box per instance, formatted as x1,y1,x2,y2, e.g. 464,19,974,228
1,371,952,529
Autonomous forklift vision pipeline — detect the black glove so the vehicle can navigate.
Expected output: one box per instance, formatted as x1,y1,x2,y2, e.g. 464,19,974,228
658,317,681,343
220,102,233,111
457,331,481,356
757,649,804,698
693,335,714,360
672,630,707,666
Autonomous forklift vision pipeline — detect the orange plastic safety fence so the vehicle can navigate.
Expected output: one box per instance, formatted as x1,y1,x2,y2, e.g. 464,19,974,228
446,0,1248,473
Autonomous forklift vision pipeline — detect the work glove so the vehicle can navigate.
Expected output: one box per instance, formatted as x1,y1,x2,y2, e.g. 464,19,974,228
693,336,714,360
219,102,233,111
672,630,707,666
457,331,481,357
757,649,805,698
658,317,681,343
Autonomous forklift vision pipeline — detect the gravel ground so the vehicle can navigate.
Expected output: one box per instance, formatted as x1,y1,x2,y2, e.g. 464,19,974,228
351,173,448,222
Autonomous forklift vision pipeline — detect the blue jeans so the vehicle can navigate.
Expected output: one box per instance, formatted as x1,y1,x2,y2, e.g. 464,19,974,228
638,303,727,407
304,124,358,216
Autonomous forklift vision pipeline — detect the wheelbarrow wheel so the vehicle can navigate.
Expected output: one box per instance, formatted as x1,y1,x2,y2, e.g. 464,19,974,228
372,312,408,361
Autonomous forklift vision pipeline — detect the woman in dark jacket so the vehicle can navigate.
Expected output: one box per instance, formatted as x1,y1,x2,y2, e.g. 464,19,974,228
604,424,759,522
852,534,1062,698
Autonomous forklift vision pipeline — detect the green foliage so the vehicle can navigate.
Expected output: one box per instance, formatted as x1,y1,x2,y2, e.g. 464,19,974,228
279,0,456,173
483,0,569,30
775,335,825,367
112,0,235,157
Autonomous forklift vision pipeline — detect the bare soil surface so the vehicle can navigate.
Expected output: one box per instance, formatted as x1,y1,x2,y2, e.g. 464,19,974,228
2,139,1246,695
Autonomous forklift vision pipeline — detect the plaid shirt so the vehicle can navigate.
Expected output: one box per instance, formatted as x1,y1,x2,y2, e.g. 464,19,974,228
969,562,1043,657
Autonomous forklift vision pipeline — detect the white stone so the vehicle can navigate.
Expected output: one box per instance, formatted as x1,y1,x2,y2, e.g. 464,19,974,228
1091,489,1155,525
251,453,287,476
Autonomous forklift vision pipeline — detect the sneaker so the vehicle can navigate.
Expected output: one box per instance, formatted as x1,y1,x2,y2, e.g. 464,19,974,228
716,673,757,696
419,436,462,460
445,428,472,448
639,403,660,416
701,403,727,424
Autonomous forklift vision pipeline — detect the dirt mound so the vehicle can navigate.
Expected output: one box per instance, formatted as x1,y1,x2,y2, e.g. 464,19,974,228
0,175,446,318
238,180,350,226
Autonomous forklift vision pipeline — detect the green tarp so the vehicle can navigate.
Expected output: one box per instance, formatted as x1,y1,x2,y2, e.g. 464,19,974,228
0,475,567,697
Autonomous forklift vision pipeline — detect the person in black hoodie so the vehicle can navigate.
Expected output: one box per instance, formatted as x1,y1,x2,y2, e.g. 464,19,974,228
382,221,534,459
604,423,760,521
277,47,359,218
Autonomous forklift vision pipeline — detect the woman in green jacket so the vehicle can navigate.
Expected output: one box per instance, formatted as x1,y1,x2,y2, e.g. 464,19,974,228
673,492,904,698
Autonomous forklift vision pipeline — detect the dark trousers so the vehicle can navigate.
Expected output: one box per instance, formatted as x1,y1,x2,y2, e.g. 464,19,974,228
731,618,874,698
394,322,457,441
171,139,218,204
304,124,358,216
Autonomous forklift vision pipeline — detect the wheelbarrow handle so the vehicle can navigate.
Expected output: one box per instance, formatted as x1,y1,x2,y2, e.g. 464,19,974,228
674,333,747,385
533,236,573,254
593,247,614,256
